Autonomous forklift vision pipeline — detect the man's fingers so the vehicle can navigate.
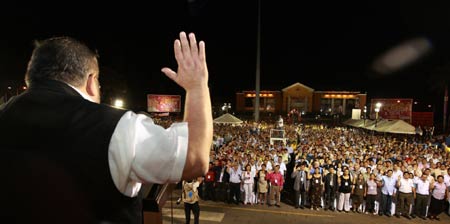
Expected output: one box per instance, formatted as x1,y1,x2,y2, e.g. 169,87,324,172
199,41,206,62
179,32,191,59
161,68,177,81
189,33,198,58
174,39,183,62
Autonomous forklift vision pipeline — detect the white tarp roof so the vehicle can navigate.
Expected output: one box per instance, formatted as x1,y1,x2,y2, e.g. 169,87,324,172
213,113,243,124
343,119,375,128
374,119,416,134
343,119,416,134
364,119,390,131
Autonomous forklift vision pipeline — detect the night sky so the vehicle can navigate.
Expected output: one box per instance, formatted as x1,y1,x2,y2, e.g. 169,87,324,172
1,1,450,113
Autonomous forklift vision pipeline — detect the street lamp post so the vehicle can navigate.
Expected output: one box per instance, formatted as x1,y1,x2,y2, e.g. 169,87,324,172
374,102,382,127
222,103,231,114
363,106,367,126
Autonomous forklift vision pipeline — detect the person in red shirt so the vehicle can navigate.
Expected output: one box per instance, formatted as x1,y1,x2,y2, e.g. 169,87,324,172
266,165,284,207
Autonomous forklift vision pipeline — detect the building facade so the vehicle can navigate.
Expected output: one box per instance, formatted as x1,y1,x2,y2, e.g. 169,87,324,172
236,82,367,116
313,91,367,115
235,90,282,114
282,82,314,113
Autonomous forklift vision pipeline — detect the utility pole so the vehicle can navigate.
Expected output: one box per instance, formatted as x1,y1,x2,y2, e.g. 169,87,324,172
444,83,448,133
254,0,261,122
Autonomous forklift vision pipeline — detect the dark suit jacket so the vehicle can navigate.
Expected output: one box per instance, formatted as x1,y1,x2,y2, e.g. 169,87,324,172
323,173,338,192
291,170,308,192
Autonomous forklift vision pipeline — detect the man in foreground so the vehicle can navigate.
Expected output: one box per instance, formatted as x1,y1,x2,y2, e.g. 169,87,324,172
0,32,212,223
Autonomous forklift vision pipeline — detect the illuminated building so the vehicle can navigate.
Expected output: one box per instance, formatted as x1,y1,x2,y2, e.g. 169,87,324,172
235,82,367,115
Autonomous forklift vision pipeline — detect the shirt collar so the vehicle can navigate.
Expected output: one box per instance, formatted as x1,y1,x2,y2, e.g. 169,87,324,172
66,83,95,102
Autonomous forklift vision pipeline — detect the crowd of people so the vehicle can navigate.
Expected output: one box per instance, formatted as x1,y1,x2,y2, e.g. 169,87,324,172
185,119,450,220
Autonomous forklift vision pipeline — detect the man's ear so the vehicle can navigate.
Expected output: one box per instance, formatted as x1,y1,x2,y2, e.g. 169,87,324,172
86,74,97,97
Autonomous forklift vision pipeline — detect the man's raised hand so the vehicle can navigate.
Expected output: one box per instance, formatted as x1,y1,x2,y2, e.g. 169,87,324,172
161,32,208,91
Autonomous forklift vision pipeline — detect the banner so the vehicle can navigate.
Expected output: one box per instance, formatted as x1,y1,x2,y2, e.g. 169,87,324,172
147,94,181,113
370,98,412,123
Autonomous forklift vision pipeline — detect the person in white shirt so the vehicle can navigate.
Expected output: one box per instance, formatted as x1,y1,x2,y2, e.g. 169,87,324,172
255,160,263,171
266,158,273,172
413,174,432,220
428,175,449,220
286,144,294,154
432,153,440,165
443,167,450,187
271,151,279,164
395,172,415,219
242,164,256,205
249,159,257,177
227,162,242,205
277,115,284,129
0,32,212,223
379,170,396,217
276,157,287,176
114,32,212,194
423,168,435,183
392,164,403,181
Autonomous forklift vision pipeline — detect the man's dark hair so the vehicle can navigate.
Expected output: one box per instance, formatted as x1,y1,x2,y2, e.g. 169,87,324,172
25,36,98,86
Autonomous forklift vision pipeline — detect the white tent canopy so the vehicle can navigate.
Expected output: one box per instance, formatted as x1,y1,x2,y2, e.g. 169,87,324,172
213,113,243,124
365,119,390,131
342,119,360,126
343,119,416,134
343,119,375,128
374,119,416,134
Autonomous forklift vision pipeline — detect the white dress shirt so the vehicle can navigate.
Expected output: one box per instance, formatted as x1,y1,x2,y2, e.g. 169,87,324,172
250,164,257,177
398,178,414,193
229,168,242,183
381,176,396,195
69,84,188,197
415,179,430,195
392,170,403,181
266,161,273,171
444,174,450,187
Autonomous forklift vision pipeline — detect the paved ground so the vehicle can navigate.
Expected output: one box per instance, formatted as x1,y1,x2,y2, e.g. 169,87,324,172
162,189,450,224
